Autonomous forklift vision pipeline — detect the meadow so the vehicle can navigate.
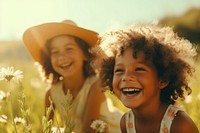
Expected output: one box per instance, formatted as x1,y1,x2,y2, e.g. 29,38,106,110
0,41,200,132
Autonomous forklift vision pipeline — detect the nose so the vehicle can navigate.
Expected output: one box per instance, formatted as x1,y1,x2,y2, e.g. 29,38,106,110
122,73,136,82
57,52,67,61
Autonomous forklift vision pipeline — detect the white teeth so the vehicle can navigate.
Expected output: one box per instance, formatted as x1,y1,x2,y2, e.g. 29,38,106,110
60,63,70,68
123,88,140,92
61,64,69,67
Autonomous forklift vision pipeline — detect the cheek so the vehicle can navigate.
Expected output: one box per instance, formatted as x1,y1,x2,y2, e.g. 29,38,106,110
50,57,57,68
112,77,121,98
112,75,120,90
50,56,55,63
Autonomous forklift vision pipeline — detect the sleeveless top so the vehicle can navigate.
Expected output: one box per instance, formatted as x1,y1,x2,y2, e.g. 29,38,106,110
50,76,123,133
125,104,180,133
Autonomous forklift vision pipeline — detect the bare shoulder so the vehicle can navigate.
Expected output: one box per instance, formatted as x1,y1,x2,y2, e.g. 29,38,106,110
171,110,199,133
120,114,127,133
88,78,105,100
84,77,106,111
81,78,105,131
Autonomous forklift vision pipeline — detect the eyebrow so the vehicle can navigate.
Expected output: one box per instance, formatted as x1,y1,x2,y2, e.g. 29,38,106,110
115,59,153,68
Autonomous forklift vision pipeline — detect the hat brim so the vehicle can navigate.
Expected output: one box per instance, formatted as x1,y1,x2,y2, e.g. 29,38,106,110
23,22,98,65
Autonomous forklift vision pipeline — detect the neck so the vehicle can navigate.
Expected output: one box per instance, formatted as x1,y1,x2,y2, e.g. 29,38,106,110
133,102,169,123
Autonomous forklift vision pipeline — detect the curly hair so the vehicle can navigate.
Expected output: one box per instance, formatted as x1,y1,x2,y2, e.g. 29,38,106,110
39,35,96,83
92,23,197,105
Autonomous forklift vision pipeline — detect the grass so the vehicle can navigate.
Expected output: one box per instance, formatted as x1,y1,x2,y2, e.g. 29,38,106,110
0,41,199,132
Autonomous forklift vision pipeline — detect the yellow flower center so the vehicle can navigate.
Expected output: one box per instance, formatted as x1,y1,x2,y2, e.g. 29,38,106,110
5,75,14,81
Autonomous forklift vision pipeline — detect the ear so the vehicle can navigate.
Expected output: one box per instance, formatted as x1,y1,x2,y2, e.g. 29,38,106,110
159,80,169,89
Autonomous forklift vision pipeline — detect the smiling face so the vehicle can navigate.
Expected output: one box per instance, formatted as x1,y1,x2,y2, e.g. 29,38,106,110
112,48,165,109
49,35,87,78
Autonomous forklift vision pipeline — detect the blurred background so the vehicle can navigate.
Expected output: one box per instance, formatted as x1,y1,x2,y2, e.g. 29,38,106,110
0,0,200,132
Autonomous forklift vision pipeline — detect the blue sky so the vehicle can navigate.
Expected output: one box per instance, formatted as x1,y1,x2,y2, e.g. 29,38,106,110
0,0,199,40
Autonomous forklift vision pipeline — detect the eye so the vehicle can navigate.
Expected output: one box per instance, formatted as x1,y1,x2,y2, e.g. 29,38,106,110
114,68,124,73
65,47,73,51
50,50,58,55
135,67,145,72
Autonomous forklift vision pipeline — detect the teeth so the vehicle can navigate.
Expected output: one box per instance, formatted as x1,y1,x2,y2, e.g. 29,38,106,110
122,87,141,95
123,88,140,92
60,63,70,68
61,64,69,67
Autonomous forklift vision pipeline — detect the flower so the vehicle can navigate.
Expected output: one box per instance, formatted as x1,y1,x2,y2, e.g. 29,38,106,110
167,108,176,119
0,114,7,123
14,117,26,124
51,127,65,133
127,122,133,128
0,67,23,82
90,120,108,133
0,91,10,101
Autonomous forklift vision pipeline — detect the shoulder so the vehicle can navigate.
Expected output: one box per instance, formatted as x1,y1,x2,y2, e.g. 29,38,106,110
120,114,127,133
86,77,105,106
89,77,104,96
171,110,199,133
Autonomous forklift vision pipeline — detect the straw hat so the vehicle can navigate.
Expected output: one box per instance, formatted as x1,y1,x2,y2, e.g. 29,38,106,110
23,20,98,65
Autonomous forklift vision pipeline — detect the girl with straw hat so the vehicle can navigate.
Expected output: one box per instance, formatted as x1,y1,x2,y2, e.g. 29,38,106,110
23,20,123,133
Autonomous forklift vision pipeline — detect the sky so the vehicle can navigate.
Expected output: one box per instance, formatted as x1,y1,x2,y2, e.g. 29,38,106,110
0,0,199,40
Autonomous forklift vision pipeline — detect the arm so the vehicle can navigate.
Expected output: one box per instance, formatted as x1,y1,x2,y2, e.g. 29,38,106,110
171,111,199,133
44,89,54,120
82,79,106,133
120,114,127,133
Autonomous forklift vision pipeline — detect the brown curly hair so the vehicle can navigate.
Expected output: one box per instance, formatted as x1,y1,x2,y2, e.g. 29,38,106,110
39,35,96,83
91,23,197,105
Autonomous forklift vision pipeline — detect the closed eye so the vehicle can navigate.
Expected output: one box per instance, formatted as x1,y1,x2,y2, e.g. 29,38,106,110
50,50,58,55
135,67,145,72
65,47,73,51
114,69,124,73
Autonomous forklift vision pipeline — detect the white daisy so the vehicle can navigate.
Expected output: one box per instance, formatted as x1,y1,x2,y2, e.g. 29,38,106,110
0,91,10,101
0,114,7,123
90,120,108,133
51,127,65,133
14,117,26,124
0,67,23,82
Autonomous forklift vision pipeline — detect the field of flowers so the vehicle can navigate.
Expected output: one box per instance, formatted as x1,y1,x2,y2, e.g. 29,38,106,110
0,41,200,132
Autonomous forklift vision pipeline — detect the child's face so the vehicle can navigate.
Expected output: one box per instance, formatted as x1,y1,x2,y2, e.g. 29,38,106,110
49,35,87,78
112,48,163,109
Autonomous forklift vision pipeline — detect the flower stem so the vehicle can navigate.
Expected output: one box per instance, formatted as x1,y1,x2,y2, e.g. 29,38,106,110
8,92,18,133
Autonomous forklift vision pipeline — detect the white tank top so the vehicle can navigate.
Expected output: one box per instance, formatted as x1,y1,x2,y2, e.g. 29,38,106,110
125,104,180,133
50,76,123,133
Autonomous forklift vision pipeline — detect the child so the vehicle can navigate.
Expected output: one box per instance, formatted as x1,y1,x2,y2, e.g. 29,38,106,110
23,20,123,133
91,23,199,133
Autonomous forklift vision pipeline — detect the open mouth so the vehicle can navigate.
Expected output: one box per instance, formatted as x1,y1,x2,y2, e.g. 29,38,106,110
121,88,142,96
59,62,71,69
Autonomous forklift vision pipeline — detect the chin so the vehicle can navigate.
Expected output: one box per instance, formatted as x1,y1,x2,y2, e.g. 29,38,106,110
120,100,135,109
123,104,136,109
